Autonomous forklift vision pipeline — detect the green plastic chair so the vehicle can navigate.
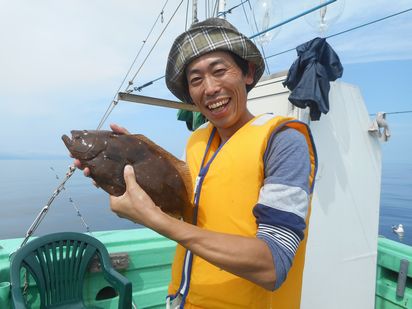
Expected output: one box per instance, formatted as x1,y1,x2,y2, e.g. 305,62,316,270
10,232,132,309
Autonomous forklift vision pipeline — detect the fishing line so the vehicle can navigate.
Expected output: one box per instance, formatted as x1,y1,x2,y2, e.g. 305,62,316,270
21,1,178,247
50,166,92,233
20,165,76,247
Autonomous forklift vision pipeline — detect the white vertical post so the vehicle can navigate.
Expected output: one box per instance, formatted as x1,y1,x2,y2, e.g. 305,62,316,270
218,0,226,18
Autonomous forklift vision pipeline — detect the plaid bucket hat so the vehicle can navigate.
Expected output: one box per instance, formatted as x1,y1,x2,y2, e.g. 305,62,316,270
165,18,265,103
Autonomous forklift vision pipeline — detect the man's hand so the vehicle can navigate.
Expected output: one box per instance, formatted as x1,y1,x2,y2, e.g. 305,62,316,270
109,165,162,226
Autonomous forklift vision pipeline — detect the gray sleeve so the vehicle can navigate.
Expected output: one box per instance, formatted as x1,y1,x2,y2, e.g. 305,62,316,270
253,127,311,290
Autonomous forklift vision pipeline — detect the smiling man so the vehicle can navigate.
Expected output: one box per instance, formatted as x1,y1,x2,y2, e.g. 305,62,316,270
185,50,255,142
109,18,317,308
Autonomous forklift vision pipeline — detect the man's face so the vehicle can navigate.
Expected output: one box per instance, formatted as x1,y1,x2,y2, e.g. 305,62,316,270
186,51,255,138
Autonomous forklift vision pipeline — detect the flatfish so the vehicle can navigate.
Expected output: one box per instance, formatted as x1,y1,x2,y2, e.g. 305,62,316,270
62,130,192,218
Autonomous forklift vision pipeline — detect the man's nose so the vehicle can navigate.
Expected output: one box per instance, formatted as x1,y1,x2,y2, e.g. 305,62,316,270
204,76,220,96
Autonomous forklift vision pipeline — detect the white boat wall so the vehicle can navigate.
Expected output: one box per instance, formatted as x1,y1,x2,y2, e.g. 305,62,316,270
247,73,382,309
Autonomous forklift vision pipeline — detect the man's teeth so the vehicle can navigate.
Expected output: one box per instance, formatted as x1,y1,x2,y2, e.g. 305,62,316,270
208,99,229,110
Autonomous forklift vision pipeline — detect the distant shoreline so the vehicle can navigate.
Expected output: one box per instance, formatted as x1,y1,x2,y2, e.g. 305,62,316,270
0,155,69,160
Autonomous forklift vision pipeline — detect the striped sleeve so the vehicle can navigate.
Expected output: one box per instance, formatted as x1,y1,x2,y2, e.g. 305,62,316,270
253,127,311,290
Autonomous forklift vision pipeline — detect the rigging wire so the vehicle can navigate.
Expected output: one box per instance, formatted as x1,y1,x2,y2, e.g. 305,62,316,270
134,6,412,92
217,0,250,17
97,0,184,130
127,0,184,88
369,110,412,116
266,7,412,60
327,7,412,40
96,0,171,130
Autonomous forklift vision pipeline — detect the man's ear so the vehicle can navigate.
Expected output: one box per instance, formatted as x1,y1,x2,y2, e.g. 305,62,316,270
245,62,256,86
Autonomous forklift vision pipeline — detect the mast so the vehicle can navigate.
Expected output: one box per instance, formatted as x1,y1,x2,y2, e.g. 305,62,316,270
192,0,199,23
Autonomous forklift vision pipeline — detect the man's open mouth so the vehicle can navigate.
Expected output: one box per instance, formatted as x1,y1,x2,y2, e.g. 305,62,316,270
208,98,230,112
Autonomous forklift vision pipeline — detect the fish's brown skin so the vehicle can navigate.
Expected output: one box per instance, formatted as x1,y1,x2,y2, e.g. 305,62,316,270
62,130,192,218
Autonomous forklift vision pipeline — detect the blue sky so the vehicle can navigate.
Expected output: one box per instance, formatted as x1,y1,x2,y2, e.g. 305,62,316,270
0,0,411,164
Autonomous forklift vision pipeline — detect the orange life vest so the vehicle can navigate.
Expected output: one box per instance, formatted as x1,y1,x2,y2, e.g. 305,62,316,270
168,114,317,309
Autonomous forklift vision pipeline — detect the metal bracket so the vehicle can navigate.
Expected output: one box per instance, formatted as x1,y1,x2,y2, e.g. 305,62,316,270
396,259,409,298
89,252,129,273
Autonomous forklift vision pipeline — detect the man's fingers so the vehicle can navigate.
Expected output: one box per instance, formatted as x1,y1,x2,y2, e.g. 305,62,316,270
83,167,91,177
73,159,82,168
123,165,145,196
110,123,130,135
123,165,138,189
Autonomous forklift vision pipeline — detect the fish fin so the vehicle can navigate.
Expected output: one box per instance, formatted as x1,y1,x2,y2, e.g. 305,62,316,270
133,134,193,195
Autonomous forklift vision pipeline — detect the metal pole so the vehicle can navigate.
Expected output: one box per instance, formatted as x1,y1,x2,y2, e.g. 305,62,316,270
192,0,199,23
118,92,199,111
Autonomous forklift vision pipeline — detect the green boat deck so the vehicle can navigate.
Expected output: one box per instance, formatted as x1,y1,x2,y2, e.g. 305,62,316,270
0,229,411,308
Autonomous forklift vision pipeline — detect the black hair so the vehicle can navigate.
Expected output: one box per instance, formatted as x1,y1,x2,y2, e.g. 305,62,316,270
228,52,249,76
228,52,254,93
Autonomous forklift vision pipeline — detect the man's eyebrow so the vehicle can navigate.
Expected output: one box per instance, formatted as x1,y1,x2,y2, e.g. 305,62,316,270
187,59,228,76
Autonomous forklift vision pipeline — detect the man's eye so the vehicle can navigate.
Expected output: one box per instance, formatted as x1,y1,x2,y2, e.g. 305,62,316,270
214,69,226,75
190,77,202,85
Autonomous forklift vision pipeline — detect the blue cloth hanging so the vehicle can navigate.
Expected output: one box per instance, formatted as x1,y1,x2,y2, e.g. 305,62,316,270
283,37,343,121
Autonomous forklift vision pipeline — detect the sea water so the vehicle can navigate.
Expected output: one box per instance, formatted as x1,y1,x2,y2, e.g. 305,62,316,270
378,161,412,246
0,159,136,240
0,159,411,246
